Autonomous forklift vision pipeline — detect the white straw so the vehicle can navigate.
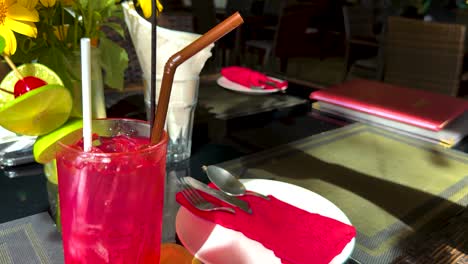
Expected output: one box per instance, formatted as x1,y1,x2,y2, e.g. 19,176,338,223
81,38,92,152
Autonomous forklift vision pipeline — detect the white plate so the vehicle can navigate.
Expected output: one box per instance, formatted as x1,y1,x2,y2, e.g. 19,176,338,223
216,76,288,94
176,179,355,264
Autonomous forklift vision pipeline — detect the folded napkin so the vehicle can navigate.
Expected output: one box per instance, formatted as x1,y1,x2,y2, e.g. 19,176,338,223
221,66,288,90
176,188,356,264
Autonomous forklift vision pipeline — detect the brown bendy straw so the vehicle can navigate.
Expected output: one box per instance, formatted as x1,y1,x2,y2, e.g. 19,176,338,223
150,12,244,144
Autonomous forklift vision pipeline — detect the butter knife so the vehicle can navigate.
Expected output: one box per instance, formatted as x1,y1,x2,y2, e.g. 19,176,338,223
184,177,252,214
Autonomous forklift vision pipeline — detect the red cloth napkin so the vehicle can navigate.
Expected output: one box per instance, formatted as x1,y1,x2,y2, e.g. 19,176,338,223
176,188,356,264
221,66,288,90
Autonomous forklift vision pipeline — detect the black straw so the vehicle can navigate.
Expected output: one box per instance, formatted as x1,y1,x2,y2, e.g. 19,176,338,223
149,0,157,127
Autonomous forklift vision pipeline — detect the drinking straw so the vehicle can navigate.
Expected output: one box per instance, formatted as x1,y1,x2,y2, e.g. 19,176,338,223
81,38,92,152
149,0,158,128
150,12,244,144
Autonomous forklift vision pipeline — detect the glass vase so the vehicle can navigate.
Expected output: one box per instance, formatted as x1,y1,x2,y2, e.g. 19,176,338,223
44,160,61,230
68,47,107,119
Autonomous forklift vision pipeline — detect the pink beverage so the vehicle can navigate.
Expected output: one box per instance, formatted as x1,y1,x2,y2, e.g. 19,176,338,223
56,119,168,264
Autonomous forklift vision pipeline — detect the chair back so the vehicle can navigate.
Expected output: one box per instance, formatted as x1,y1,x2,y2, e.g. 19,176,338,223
263,0,283,16
383,17,466,96
226,0,254,16
342,5,375,41
273,1,328,58
192,0,217,34
455,9,468,52
159,13,194,32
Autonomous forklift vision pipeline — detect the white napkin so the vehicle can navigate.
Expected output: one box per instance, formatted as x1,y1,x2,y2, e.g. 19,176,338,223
122,2,214,142
122,2,213,90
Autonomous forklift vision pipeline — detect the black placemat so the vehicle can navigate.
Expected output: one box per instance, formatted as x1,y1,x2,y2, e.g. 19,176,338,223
0,212,63,264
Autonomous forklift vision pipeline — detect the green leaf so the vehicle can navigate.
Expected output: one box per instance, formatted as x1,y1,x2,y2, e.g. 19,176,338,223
90,0,116,12
98,36,128,90
65,23,84,48
110,7,124,20
79,0,88,8
93,11,102,22
0,36,5,54
10,35,40,63
102,22,125,38
37,47,74,94
77,0,88,10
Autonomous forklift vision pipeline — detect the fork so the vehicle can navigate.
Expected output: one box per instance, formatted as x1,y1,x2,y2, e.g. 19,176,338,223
178,176,236,214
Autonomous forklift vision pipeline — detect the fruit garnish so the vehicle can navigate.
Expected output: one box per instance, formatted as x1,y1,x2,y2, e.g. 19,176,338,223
0,87,13,95
14,76,48,97
2,56,49,98
34,118,83,164
0,84,72,136
0,63,64,109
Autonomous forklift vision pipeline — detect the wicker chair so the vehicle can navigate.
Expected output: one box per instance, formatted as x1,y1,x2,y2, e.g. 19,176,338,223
244,0,329,72
383,17,466,97
342,5,380,81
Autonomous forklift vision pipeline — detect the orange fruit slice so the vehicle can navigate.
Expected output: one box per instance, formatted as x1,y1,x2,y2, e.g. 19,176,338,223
160,243,201,264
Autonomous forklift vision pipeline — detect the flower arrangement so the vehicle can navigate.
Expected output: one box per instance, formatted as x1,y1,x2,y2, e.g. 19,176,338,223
0,0,162,91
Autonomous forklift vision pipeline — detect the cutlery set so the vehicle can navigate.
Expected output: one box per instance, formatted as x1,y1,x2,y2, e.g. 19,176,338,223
178,165,267,214
176,167,358,264
178,176,236,214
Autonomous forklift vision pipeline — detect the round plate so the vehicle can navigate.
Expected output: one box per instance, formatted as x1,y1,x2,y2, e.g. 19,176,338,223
216,76,287,95
176,179,355,264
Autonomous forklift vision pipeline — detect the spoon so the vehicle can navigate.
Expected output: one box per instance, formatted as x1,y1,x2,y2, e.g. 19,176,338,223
202,165,269,200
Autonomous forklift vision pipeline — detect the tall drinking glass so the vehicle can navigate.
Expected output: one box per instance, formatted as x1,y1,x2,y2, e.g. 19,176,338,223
56,119,168,263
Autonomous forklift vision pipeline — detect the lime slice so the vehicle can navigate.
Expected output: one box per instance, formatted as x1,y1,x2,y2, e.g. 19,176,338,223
0,84,72,136
33,118,83,164
0,63,64,109
44,160,59,184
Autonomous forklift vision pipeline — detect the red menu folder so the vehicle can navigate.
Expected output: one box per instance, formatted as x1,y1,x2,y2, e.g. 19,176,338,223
310,79,468,131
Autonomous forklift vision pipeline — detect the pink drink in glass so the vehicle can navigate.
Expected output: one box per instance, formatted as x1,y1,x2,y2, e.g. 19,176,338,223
57,119,168,263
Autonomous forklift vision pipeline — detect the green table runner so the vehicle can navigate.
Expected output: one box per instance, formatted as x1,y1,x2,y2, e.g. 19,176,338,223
218,124,468,263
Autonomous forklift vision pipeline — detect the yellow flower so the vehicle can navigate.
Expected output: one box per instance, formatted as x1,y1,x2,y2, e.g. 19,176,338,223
0,0,39,55
138,0,163,19
17,0,39,20
17,0,38,9
39,0,55,7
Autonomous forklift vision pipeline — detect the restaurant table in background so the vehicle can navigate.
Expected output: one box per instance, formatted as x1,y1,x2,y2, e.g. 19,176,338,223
197,76,306,120
1,77,467,263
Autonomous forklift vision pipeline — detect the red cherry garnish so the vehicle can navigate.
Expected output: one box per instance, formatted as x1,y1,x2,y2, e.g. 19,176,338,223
14,76,47,98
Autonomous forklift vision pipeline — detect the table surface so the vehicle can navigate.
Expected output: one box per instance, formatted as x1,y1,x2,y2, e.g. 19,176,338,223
1,79,468,263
